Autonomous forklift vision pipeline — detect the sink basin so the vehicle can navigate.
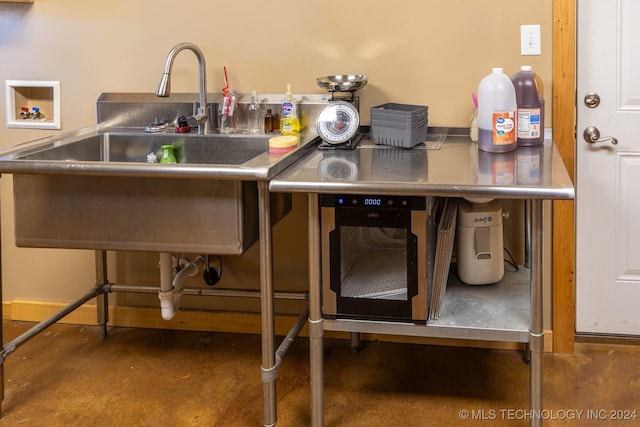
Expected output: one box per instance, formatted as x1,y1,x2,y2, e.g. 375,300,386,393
0,92,325,254
18,132,269,165
0,128,320,254
0,127,318,180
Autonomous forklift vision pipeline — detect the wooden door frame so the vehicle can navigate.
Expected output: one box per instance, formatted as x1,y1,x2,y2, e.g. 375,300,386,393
552,0,576,353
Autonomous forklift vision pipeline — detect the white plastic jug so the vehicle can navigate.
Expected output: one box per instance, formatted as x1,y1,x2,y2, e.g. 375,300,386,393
477,68,518,153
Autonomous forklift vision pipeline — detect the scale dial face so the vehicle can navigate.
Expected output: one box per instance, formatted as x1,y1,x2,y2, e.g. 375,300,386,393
316,100,360,145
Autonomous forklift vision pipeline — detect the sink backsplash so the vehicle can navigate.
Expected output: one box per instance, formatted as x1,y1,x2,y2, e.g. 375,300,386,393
96,92,331,133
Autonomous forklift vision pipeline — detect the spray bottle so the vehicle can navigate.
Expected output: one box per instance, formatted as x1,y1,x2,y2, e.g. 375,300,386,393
280,83,300,135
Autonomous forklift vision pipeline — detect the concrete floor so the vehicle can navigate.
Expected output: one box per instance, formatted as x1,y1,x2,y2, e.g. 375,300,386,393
0,321,639,426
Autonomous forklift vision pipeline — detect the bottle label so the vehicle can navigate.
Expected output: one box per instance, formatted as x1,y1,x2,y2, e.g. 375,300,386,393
282,102,294,118
492,112,516,145
222,95,235,116
517,107,541,139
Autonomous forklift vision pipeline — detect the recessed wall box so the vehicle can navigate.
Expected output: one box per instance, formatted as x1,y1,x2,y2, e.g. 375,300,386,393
5,80,61,129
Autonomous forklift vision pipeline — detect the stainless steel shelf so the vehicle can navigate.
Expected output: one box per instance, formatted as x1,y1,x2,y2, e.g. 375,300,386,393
324,266,531,343
269,134,574,427
269,134,575,201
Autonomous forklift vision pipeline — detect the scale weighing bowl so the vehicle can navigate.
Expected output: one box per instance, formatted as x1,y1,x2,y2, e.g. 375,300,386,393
317,74,368,92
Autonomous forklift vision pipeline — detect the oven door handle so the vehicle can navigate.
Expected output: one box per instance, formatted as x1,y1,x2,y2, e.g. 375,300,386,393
406,232,419,298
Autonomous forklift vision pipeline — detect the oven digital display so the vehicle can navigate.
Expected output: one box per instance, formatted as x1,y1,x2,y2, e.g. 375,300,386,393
327,195,426,210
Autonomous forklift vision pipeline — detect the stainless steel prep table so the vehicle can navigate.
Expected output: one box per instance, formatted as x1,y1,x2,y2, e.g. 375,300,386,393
269,130,575,427
0,116,322,427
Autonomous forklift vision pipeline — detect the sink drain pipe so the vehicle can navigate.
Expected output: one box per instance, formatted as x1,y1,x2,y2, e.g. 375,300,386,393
158,253,206,320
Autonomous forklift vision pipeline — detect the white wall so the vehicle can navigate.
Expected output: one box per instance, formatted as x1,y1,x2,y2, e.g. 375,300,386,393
0,0,553,319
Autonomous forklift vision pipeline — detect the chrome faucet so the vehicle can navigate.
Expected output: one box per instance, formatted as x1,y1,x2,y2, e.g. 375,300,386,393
156,42,209,133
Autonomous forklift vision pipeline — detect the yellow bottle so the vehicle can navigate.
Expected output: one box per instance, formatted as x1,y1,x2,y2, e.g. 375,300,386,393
280,83,300,135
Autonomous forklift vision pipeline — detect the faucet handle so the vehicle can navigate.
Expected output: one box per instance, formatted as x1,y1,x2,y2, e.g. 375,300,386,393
144,117,169,133
175,115,192,133
186,112,208,128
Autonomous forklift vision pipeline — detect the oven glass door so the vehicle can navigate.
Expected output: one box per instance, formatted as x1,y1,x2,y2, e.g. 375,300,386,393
339,225,408,300
330,207,419,321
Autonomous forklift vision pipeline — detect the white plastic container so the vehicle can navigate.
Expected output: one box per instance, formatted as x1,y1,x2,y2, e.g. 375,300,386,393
456,200,505,285
477,68,518,153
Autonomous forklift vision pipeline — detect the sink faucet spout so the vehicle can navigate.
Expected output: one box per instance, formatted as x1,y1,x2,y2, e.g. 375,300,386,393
156,42,209,133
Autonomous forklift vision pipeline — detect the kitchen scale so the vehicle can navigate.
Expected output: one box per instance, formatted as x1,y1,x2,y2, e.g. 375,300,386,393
316,74,368,150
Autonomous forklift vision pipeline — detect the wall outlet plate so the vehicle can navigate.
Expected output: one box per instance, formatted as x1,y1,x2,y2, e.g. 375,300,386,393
521,25,542,56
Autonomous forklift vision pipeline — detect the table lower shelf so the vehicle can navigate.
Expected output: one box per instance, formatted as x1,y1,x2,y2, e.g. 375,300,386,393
323,266,532,343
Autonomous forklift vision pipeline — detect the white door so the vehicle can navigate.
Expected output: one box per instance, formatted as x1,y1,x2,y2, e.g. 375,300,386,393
576,0,640,335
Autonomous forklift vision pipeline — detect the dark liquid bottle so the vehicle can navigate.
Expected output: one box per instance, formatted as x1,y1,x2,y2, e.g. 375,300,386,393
511,65,544,146
264,109,274,133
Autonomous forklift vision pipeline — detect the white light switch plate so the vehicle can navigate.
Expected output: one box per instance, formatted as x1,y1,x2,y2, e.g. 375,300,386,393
521,25,541,56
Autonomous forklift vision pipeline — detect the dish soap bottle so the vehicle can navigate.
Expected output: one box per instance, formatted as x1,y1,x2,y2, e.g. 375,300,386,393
280,83,300,135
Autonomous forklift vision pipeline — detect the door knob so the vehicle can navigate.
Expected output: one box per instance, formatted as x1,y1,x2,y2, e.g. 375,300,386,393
584,93,601,108
583,126,618,145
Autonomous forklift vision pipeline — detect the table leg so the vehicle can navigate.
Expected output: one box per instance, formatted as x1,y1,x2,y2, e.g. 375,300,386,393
95,250,109,338
530,199,544,427
308,194,324,427
258,181,277,426
0,188,4,412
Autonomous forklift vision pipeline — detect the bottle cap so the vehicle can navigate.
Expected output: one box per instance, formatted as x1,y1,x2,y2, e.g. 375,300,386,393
521,65,533,71
492,67,504,73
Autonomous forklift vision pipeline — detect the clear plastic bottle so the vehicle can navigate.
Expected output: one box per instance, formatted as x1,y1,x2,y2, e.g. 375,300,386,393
247,90,261,133
511,65,544,146
477,68,518,153
219,92,236,134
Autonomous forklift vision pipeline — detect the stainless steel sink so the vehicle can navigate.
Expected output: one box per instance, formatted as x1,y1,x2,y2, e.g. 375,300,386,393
0,130,318,254
0,93,324,254
18,132,268,165
0,126,319,180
